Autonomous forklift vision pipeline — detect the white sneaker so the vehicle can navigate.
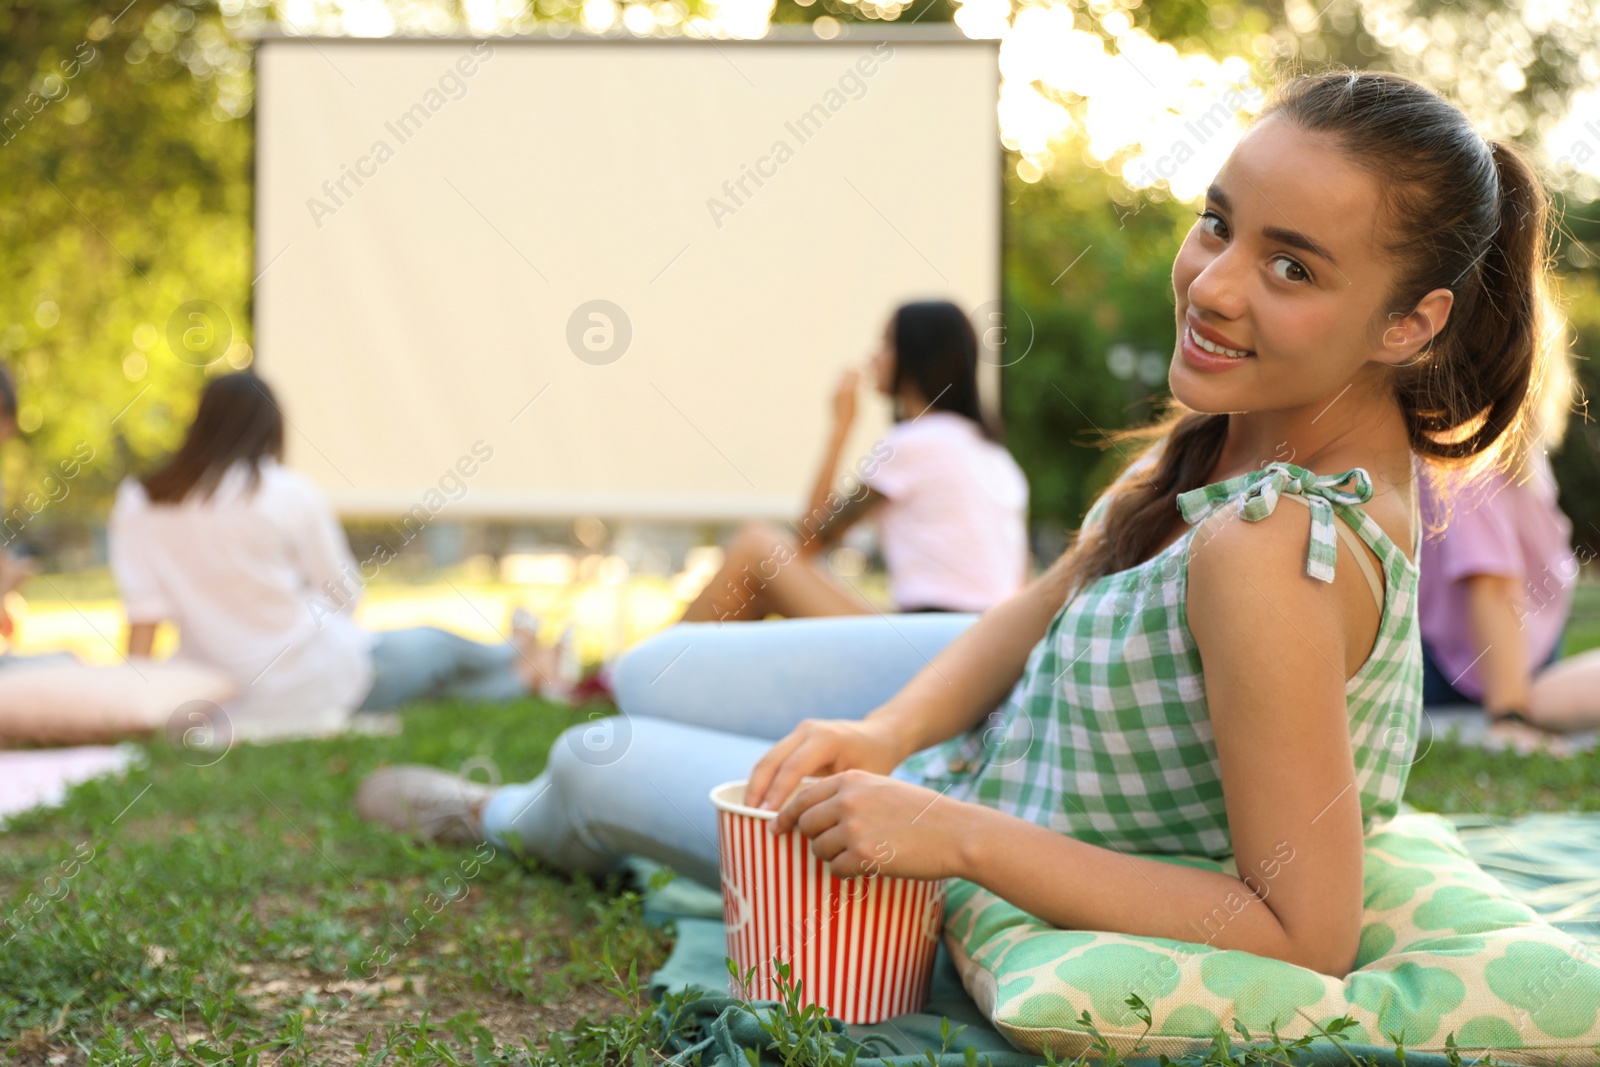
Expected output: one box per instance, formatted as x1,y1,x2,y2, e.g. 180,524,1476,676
355,765,491,845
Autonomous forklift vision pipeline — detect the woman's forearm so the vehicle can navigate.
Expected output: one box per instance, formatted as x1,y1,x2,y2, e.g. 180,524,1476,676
867,573,1066,758
950,803,1346,976
1464,573,1530,711
801,428,851,539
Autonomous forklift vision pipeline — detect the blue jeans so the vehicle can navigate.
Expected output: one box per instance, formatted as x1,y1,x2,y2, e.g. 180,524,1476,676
480,614,979,888
1420,628,1566,707
0,651,77,673
358,627,528,711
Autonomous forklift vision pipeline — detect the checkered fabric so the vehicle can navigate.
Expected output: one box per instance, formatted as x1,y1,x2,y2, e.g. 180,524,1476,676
1179,463,1376,584
900,453,1423,859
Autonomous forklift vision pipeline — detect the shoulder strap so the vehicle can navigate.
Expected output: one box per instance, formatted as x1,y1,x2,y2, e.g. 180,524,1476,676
1410,456,1423,562
1276,493,1383,610
1177,462,1375,584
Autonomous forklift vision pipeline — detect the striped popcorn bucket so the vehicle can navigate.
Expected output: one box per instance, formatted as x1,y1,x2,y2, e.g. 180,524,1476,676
710,779,947,1025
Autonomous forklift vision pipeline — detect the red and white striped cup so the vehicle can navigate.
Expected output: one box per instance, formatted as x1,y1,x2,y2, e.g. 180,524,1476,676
710,779,947,1025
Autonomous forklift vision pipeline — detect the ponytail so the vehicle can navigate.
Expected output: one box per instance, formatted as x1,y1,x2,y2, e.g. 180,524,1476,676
1393,140,1548,469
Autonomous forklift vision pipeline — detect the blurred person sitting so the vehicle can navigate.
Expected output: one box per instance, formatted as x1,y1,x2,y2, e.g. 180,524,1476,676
0,363,39,658
1417,312,1600,756
679,300,1030,623
110,371,573,734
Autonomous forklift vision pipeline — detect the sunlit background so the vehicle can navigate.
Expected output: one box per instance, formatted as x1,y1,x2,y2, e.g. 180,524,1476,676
221,0,1600,201
6,0,1600,664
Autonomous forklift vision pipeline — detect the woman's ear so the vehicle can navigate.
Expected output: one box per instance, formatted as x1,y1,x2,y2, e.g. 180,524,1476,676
1377,287,1455,366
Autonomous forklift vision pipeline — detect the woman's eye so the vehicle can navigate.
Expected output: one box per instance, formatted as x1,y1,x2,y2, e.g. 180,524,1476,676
1196,210,1228,240
1270,256,1310,283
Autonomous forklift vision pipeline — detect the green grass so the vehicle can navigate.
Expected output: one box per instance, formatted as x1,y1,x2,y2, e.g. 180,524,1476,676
0,699,672,1065
3,688,1599,1065
1558,579,1600,658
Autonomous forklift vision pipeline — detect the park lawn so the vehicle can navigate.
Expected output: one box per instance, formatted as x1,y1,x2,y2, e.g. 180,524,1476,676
2,693,1598,1065
0,699,672,1066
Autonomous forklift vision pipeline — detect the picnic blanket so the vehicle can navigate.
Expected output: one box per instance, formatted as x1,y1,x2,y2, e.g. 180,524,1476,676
641,806,1600,1066
0,745,141,824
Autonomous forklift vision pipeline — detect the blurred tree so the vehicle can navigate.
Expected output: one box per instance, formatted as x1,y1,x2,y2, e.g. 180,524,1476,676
988,0,1600,545
2,0,1598,566
0,0,252,563
1000,159,1193,538
1551,203,1600,554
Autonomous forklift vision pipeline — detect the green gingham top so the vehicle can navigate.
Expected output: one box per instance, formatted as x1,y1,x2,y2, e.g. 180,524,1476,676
903,450,1423,859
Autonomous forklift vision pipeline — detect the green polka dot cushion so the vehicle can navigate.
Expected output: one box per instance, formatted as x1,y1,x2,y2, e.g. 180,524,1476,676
943,813,1600,1065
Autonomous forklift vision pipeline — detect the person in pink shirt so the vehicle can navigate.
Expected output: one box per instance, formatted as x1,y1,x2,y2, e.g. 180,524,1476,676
679,300,1031,622
1418,348,1600,756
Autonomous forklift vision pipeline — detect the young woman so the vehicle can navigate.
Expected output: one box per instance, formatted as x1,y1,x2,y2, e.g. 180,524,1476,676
679,300,1030,621
358,70,1548,978
110,372,569,736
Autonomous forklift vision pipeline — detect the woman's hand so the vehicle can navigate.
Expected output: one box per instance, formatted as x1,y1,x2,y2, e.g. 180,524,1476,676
776,770,974,881
746,717,905,812
831,368,860,432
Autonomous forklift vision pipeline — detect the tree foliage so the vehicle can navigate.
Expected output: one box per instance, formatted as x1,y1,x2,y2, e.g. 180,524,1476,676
1,0,1598,563
0,0,252,560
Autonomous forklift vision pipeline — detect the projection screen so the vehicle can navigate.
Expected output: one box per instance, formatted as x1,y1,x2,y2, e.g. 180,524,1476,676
254,30,1001,520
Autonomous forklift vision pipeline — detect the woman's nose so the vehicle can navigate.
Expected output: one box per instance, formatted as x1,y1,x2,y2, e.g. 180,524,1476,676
1185,246,1249,321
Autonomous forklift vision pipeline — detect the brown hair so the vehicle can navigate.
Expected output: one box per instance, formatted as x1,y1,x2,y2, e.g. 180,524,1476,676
1048,70,1553,602
891,300,1000,442
143,372,285,504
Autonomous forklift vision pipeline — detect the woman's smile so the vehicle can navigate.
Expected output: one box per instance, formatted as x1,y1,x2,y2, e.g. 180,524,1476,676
1179,323,1255,373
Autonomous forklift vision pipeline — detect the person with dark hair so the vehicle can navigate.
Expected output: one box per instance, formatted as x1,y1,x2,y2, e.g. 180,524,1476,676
360,70,1549,978
110,372,573,736
679,300,1029,622
0,362,36,645
0,362,15,429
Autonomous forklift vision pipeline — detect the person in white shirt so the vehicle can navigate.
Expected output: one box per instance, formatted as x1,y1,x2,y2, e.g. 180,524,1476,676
110,372,566,736
679,300,1031,621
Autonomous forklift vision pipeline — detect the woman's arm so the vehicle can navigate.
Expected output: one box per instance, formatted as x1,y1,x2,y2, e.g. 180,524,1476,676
778,502,1369,977
109,486,177,650
747,551,1072,809
795,485,886,558
1462,573,1530,712
127,621,158,658
797,371,860,555
283,475,363,609
782,771,1325,966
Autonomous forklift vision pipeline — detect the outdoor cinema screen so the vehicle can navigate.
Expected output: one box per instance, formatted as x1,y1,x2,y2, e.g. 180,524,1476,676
254,32,1001,520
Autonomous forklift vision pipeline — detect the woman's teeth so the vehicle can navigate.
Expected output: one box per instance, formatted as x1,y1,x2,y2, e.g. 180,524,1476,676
1189,327,1252,359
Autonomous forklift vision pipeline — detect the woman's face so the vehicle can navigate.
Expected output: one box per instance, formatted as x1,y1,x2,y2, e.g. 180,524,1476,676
1169,115,1408,416
871,323,896,395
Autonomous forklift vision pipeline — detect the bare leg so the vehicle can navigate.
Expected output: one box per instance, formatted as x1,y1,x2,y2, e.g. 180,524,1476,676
680,521,876,623
1529,649,1600,732
510,617,571,697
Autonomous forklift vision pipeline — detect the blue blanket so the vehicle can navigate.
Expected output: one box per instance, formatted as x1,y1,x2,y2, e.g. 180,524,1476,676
642,807,1600,1066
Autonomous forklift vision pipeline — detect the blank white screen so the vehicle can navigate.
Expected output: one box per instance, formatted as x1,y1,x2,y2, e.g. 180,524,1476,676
255,33,1000,520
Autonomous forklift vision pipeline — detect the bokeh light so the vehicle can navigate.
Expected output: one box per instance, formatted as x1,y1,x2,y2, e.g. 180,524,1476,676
232,0,1600,197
